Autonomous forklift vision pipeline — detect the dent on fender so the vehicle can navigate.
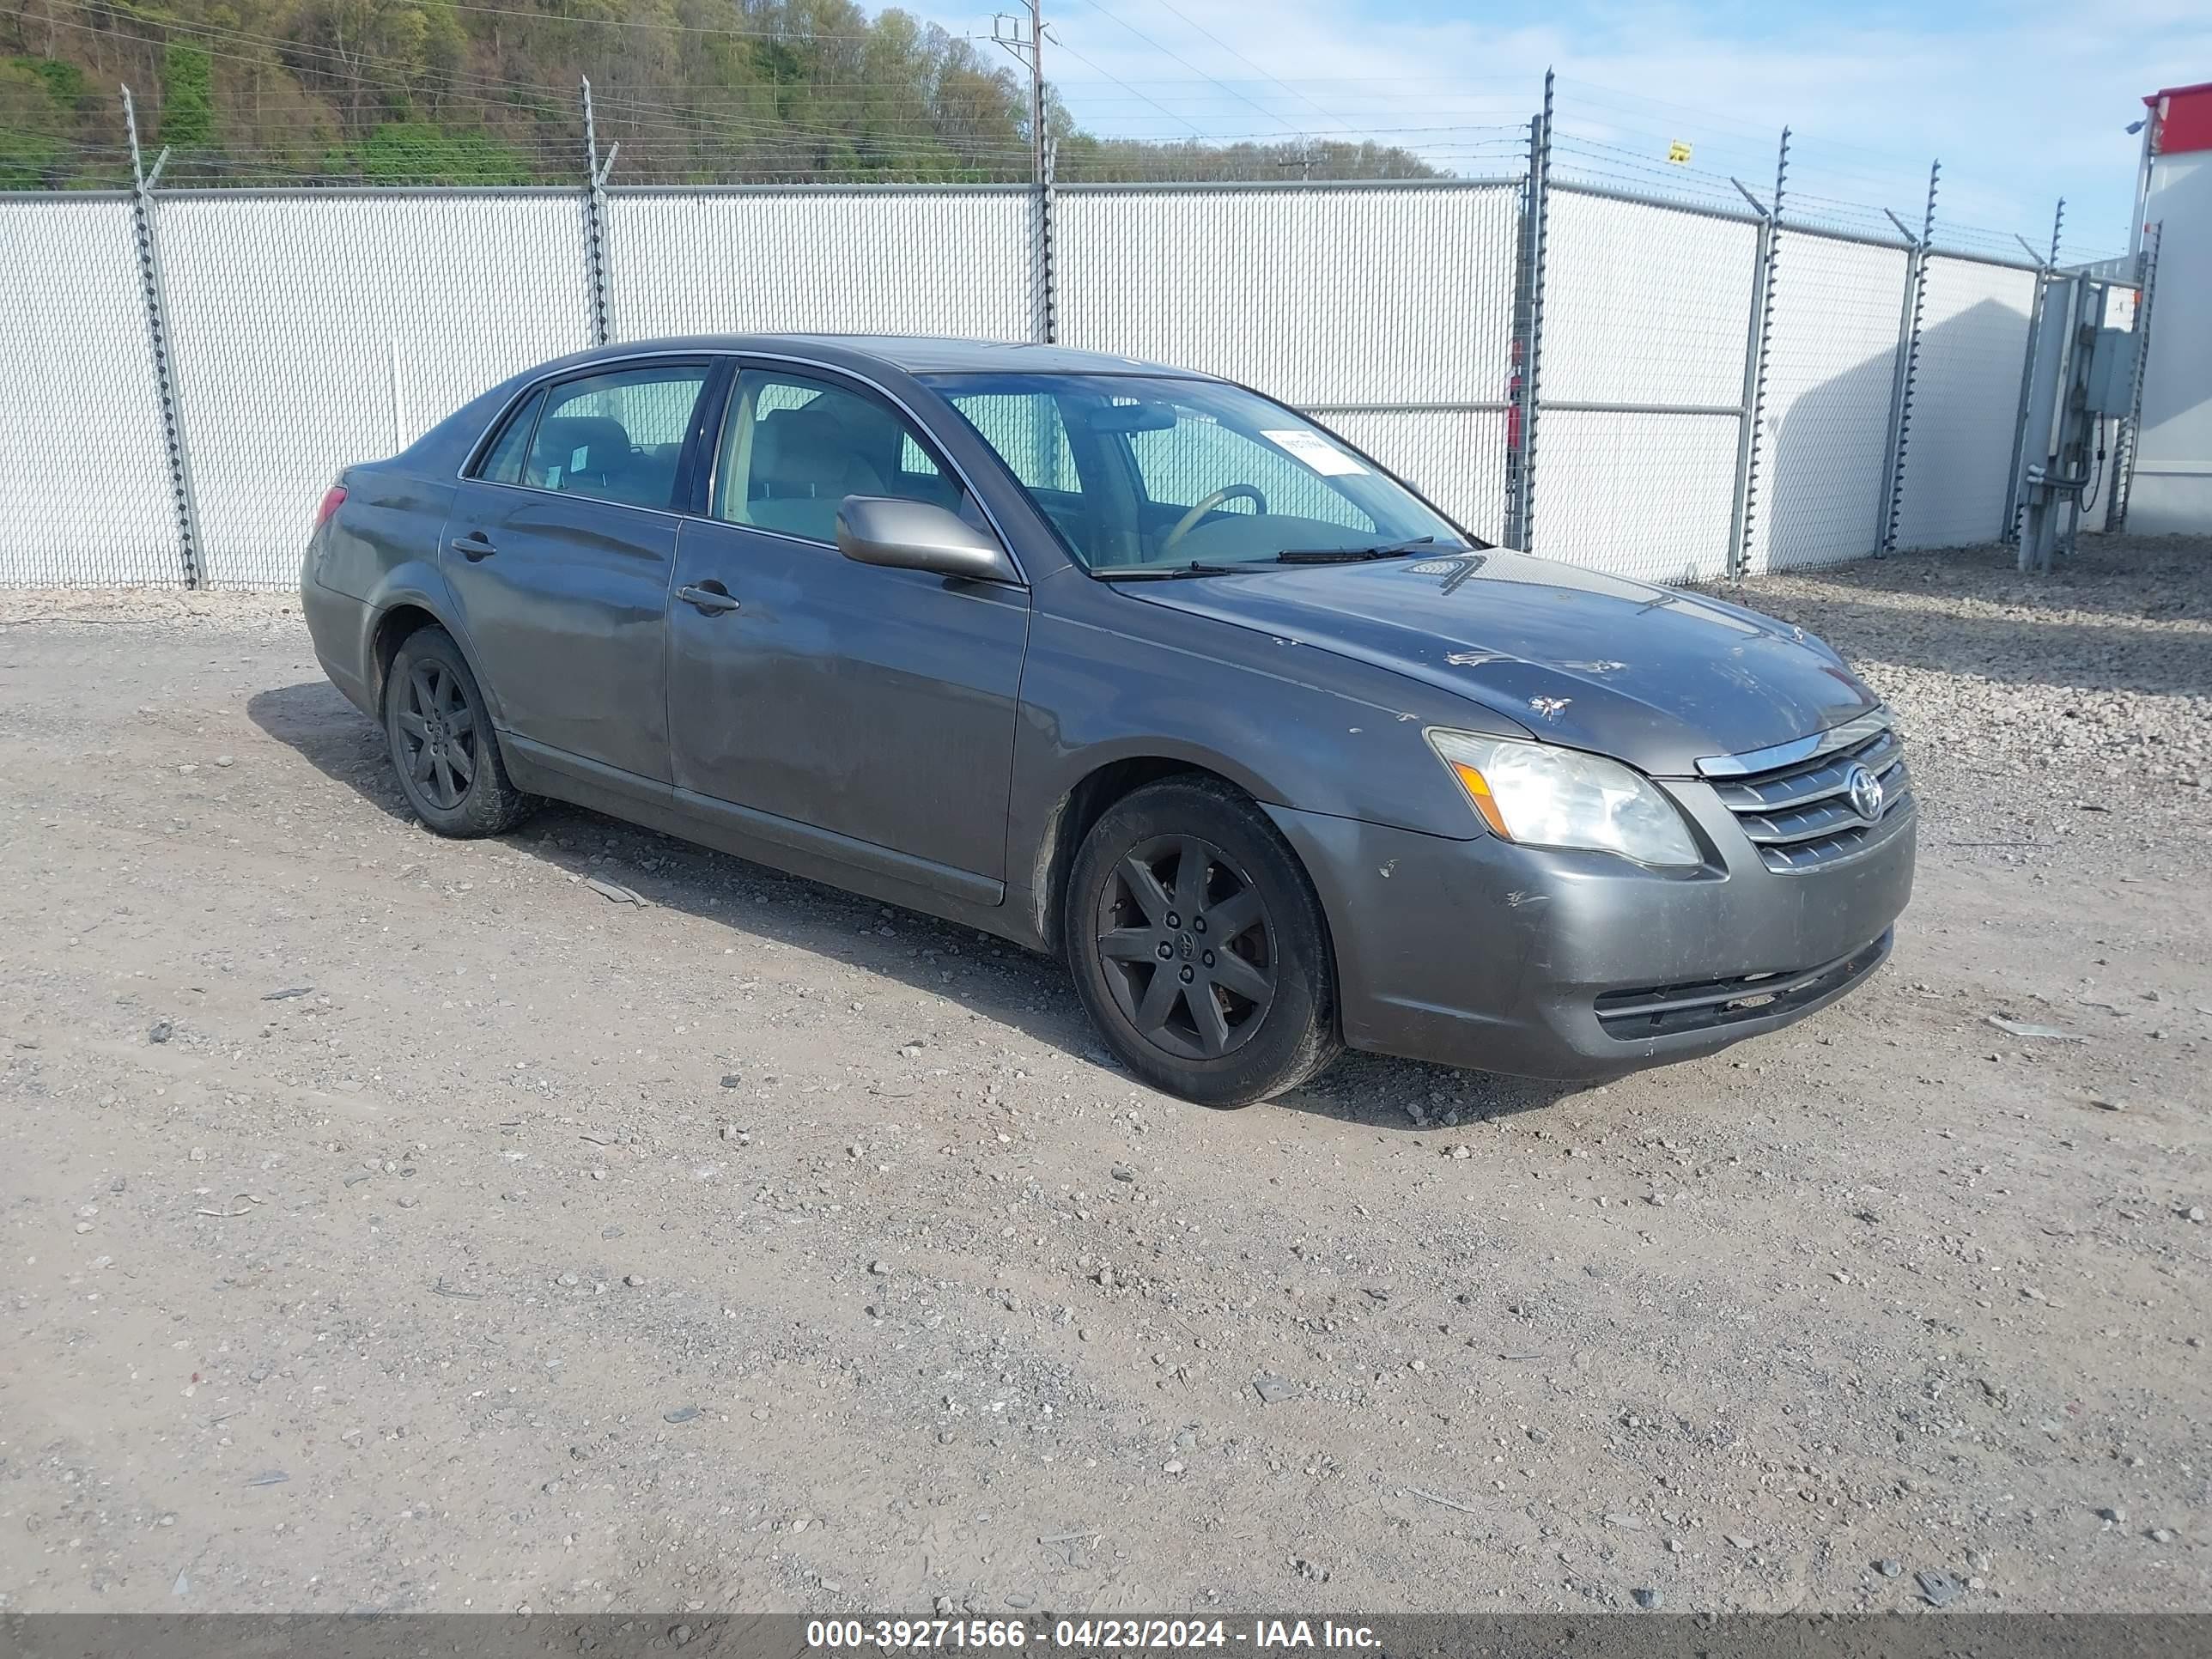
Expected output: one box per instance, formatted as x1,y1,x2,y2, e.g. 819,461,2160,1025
363,575,507,728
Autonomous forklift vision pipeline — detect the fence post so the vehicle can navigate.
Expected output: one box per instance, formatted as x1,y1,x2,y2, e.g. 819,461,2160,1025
1033,137,1058,344
580,78,616,347
1725,128,1788,584
1875,160,1940,556
2002,200,2061,543
122,86,204,589
1506,70,1553,551
2106,222,2160,532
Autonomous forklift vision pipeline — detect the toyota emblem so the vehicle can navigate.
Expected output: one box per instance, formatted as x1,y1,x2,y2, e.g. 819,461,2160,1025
1844,763,1885,823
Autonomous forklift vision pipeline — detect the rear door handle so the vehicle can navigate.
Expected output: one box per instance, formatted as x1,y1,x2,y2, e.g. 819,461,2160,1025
451,532,496,561
679,581,741,616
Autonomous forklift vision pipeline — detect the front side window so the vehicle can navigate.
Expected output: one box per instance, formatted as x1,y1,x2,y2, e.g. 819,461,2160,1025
924,372,1464,575
711,368,970,544
520,364,711,508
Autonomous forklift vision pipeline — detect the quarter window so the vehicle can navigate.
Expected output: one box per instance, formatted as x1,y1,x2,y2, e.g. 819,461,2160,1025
711,369,972,544
520,365,711,509
475,387,544,485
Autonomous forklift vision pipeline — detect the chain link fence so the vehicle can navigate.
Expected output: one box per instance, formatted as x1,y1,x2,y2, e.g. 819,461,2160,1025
153,189,598,587
1532,185,1760,583
1748,230,1912,574
1055,179,1521,542
0,151,2147,591
1891,256,2040,551
0,196,186,586
604,185,1036,344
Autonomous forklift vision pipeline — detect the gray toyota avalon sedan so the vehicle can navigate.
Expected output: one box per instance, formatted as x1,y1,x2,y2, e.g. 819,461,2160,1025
301,335,1914,1107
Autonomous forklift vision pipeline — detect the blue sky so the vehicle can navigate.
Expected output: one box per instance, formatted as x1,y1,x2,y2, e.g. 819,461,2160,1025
920,0,2211,258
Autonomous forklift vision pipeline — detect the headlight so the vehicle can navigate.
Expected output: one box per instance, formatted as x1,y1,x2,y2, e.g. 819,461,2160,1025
1427,729,1701,867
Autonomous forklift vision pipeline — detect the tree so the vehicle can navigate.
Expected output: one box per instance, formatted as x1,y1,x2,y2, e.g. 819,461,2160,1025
4,0,1439,187
0,58,70,188
160,40,214,147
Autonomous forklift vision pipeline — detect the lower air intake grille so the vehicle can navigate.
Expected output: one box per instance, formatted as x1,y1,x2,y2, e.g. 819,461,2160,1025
1595,933,1892,1040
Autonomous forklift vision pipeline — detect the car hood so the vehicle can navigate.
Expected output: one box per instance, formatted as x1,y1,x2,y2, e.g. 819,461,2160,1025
1122,549,1879,775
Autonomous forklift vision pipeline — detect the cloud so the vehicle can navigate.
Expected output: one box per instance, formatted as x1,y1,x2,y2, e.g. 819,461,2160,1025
918,0,2212,253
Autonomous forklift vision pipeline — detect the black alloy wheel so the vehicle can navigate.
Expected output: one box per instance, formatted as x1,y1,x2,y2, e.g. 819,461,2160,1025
382,624,533,838
1095,834,1276,1061
1064,776,1340,1108
393,655,479,811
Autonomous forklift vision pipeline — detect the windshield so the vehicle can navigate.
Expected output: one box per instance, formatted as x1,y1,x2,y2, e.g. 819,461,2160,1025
921,372,1467,575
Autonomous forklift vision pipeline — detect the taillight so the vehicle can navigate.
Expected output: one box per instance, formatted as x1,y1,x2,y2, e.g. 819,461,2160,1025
314,484,347,532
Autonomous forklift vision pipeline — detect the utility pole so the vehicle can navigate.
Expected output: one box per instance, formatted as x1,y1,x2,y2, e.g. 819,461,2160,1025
1028,0,1047,197
994,0,1048,194
994,2,1054,342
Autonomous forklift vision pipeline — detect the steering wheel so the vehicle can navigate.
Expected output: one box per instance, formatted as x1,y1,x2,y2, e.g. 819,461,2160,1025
1163,483,1269,553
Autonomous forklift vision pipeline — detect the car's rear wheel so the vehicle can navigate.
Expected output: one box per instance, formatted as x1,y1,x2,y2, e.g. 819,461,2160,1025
384,625,532,837
1065,777,1340,1107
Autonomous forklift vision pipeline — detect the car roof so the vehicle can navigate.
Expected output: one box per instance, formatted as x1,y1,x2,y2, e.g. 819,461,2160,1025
573,333,1212,380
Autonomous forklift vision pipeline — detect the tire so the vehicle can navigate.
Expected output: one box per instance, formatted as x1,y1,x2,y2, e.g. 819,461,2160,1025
1065,776,1340,1108
383,625,533,837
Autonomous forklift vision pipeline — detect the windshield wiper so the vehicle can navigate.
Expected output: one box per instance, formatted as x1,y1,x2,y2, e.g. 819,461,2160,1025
1092,561,1244,581
1094,538,1464,579
1273,537,1450,564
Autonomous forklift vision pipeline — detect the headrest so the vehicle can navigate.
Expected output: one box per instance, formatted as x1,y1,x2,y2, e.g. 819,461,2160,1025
755,404,860,493
536,414,630,477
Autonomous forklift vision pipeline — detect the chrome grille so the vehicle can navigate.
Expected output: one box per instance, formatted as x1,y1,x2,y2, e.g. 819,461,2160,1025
1699,713,1914,873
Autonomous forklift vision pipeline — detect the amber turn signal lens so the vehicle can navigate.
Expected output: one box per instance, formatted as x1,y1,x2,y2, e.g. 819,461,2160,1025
1449,761,1514,840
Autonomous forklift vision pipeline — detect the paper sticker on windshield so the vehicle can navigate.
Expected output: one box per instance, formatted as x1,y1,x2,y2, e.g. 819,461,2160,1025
1261,429,1368,476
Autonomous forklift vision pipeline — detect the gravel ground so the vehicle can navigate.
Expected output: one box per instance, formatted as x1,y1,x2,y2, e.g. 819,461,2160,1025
1712,533,2212,866
1,536,2208,1618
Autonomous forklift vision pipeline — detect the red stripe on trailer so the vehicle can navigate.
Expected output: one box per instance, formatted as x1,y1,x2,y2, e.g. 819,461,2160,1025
2146,82,2212,155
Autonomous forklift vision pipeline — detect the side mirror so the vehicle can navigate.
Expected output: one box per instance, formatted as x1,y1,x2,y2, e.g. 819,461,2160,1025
836,496,1018,584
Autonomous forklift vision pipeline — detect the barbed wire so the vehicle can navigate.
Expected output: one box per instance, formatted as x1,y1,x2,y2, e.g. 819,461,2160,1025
0,0,2086,253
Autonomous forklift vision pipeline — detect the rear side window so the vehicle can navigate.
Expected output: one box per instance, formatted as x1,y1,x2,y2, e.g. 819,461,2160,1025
521,365,712,509
476,388,544,485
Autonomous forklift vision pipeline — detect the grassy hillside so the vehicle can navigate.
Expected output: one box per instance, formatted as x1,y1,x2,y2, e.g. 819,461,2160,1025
1,0,1437,188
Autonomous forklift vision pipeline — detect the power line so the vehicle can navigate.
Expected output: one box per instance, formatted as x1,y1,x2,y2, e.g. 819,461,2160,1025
1045,35,1207,139
0,0,2073,231
1120,0,1353,136
1061,0,1297,135
22,3,1033,157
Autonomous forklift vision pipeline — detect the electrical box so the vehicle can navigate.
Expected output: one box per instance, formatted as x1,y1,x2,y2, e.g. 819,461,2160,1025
2084,327,2139,415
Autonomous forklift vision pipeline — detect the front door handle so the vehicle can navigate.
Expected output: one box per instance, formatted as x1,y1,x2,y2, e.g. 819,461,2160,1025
679,580,740,616
451,532,497,561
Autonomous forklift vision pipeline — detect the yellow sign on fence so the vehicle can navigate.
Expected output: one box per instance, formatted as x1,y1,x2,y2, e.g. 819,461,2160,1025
1667,140,1692,164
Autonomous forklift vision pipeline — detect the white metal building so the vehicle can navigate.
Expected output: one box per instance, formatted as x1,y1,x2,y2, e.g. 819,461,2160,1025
2130,81,2212,535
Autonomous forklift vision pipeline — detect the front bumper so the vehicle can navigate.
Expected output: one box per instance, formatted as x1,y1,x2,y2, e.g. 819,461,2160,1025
1267,782,1915,1081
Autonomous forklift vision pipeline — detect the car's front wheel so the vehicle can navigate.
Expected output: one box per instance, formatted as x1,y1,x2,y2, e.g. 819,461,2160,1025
1065,777,1340,1107
384,625,532,837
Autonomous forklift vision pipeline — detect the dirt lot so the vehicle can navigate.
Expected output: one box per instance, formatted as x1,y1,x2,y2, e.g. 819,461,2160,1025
2,535,2208,1617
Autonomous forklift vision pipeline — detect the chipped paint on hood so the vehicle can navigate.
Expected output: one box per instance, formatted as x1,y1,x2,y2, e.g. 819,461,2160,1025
1123,549,1879,775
